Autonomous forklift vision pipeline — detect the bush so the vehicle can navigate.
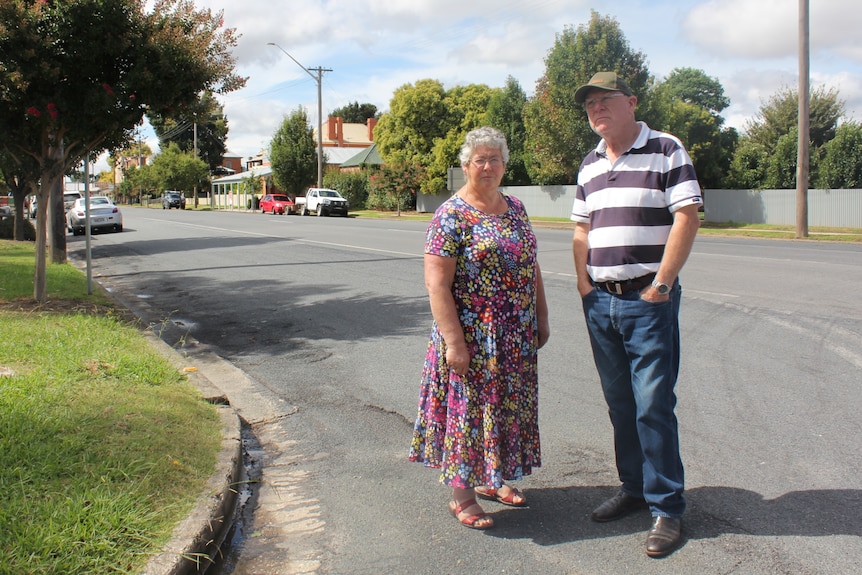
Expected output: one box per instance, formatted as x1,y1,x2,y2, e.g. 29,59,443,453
366,162,422,211
323,169,370,210
0,216,36,241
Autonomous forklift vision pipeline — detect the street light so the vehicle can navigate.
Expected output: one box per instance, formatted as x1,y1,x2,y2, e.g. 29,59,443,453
267,42,331,189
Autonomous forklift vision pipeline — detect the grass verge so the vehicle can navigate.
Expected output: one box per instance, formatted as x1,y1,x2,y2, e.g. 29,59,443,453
0,240,222,575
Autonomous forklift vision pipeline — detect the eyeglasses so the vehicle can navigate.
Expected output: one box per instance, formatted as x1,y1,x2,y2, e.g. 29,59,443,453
471,157,504,168
583,92,628,110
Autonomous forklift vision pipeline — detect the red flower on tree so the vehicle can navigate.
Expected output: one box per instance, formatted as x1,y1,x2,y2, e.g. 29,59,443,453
26,106,41,117
102,83,115,96
46,103,58,120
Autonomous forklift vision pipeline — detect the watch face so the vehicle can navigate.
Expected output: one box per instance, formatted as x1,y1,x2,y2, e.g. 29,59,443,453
653,281,670,294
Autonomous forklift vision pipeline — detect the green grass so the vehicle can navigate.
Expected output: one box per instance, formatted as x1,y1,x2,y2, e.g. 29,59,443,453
697,221,862,242
0,241,222,575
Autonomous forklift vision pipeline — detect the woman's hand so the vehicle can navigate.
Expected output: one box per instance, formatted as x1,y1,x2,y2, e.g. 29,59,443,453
537,318,550,349
445,341,471,376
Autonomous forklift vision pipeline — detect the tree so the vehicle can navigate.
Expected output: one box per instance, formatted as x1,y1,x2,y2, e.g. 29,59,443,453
367,161,424,213
662,67,730,116
650,69,738,189
375,79,452,168
523,12,653,184
269,107,317,198
149,90,229,173
746,86,843,153
149,143,209,193
725,140,769,189
729,86,844,190
425,83,494,194
817,121,862,189
329,102,379,124
486,76,530,185
0,0,245,301
0,148,40,241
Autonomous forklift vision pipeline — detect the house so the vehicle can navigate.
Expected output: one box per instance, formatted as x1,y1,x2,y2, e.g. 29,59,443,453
318,116,377,149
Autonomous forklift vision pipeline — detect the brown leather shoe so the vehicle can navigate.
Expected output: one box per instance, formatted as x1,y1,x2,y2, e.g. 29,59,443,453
590,490,648,522
645,516,682,557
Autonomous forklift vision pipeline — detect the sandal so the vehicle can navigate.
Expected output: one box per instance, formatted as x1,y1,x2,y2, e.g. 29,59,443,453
475,485,527,507
448,498,494,530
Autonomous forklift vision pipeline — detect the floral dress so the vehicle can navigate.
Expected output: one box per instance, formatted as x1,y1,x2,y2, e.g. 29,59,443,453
409,193,541,489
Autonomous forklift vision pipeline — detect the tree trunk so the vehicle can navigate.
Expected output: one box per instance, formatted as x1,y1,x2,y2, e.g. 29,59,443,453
33,186,49,302
50,175,67,264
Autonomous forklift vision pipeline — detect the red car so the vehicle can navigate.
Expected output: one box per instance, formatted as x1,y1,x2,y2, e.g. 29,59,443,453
259,194,295,215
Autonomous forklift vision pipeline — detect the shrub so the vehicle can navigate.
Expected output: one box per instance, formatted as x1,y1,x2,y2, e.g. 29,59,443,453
0,216,36,241
323,169,370,210
366,162,422,211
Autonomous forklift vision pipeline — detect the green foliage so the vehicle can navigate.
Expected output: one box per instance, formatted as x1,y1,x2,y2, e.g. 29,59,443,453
149,90,230,173
329,101,379,123
375,79,452,169
376,79,494,195
725,140,769,189
367,162,424,212
323,169,370,210
486,77,531,185
523,12,652,184
650,68,737,188
731,86,844,189
662,67,730,115
425,84,494,194
0,0,246,295
817,122,862,189
0,240,223,573
149,142,209,193
269,107,317,198
746,86,843,153
0,215,35,241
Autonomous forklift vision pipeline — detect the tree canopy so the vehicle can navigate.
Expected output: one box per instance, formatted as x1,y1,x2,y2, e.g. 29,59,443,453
0,0,246,300
523,12,652,184
329,102,380,124
269,107,317,198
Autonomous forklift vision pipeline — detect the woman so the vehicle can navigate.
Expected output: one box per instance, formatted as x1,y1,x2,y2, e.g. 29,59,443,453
409,126,550,530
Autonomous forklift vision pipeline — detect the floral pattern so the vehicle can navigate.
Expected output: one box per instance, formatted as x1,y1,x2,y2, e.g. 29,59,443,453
409,193,541,488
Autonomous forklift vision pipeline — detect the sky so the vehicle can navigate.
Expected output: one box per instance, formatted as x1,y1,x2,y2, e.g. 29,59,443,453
104,0,862,172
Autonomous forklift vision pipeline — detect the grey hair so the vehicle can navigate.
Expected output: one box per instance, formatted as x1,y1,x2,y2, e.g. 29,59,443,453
458,126,510,166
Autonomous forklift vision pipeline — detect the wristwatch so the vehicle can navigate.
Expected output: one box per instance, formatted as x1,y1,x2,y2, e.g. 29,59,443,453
651,279,671,295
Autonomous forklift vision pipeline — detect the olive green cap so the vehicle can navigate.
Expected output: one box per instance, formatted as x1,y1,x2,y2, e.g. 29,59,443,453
574,72,633,104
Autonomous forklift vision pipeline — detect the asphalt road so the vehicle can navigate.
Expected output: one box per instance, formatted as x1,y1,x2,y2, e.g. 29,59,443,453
68,206,862,575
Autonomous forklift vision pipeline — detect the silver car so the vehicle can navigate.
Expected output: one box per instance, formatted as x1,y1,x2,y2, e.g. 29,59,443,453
66,196,123,235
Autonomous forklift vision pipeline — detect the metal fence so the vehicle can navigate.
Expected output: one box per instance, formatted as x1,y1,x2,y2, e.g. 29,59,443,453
419,185,862,228
702,189,862,227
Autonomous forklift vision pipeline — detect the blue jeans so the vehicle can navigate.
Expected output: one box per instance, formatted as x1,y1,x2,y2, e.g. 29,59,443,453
582,284,686,518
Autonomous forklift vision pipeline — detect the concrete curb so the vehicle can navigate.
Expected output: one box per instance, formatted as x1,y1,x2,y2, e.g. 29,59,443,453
141,333,244,575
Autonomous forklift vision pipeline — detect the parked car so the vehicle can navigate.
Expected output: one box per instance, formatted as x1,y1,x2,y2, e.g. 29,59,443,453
162,191,186,209
295,187,349,217
259,194,296,215
63,191,83,211
66,196,123,235
28,192,82,218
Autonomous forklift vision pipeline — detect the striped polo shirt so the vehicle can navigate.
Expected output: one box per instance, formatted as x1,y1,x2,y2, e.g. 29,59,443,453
571,122,702,283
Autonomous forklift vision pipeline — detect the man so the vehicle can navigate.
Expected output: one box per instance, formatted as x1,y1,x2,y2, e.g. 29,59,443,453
571,72,702,558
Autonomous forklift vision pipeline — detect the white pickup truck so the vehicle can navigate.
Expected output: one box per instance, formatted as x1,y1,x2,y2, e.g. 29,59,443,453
295,188,349,217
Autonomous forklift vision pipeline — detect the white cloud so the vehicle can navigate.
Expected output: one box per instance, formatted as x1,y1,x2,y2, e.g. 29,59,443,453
107,0,860,173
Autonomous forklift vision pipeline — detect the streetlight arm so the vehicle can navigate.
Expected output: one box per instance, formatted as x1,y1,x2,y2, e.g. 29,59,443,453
267,42,317,82
267,41,329,189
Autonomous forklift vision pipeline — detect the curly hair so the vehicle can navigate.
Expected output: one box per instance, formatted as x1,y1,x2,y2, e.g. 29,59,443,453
458,126,510,166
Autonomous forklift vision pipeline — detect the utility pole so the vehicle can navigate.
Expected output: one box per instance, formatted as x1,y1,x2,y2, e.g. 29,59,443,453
267,42,331,189
796,0,810,238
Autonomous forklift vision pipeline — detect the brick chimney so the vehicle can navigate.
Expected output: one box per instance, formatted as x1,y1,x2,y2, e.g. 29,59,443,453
327,116,337,142
367,117,377,141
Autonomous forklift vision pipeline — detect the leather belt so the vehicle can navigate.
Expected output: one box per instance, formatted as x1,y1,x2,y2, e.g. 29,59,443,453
594,273,656,295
